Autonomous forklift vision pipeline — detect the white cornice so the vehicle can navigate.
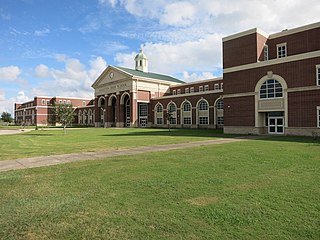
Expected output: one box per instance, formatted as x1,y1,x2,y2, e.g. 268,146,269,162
172,77,223,87
222,28,269,42
269,22,320,39
152,89,223,100
224,50,320,74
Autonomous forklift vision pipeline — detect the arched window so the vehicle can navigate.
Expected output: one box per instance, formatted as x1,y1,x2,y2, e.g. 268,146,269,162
167,103,177,125
155,103,163,125
197,100,209,125
183,102,191,112
156,104,163,113
260,79,283,99
181,101,192,125
216,99,223,110
199,100,208,110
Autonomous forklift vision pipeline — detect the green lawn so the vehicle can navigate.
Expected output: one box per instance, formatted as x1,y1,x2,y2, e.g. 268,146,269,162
0,138,319,239
0,128,225,161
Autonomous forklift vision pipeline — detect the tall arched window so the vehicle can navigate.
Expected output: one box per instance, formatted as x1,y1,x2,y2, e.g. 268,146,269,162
216,99,223,110
167,102,177,125
260,79,283,99
181,101,192,126
155,103,163,125
197,100,209,125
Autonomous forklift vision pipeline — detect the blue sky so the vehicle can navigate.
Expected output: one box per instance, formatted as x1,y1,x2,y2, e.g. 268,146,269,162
0,0,319,114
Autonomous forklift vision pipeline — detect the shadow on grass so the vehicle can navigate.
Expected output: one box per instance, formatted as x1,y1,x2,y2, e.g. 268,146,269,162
101,128,241,139
258,135,320,144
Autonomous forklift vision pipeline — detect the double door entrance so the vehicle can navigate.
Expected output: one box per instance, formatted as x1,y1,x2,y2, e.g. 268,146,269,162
267,112,284,134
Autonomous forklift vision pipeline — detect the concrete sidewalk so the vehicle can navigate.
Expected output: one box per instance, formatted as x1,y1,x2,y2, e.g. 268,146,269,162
0,137,257,172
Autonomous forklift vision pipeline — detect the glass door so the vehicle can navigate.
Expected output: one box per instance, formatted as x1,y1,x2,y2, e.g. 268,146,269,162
268,117,284,134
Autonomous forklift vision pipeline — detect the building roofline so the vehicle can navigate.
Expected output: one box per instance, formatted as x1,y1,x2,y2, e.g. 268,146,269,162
269,21,320,39
35,96,93,100
223,22,320,42
171,77,223,87
222,28,269,42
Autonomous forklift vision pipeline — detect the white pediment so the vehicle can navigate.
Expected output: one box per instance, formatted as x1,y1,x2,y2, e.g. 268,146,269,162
91,66,132,89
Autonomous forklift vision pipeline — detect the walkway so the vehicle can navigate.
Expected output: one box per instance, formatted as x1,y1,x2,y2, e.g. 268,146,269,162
0,129,33,135
0,136,260,172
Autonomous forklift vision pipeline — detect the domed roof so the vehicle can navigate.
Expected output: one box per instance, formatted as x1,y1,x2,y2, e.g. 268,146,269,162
134,49,147,60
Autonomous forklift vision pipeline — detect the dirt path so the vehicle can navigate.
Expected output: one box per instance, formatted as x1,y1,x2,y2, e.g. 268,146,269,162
0,136,261,172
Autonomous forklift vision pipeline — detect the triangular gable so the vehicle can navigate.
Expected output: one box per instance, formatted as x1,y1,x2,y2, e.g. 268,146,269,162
91,65,133,89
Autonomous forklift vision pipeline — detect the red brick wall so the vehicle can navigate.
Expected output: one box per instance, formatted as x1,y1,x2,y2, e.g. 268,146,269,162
224,96,255,126
223,33,258,68
224,57,320,95
288,90,320,127
267,28,320,60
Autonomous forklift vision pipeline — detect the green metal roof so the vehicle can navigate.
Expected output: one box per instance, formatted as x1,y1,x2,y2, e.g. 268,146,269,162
115,66,185,84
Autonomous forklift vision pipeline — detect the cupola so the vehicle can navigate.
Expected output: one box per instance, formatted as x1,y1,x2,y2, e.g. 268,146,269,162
134,49,148,72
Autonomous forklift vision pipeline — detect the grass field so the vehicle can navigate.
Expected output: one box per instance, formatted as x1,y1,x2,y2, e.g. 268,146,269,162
0,128,226,161
0,136,319,239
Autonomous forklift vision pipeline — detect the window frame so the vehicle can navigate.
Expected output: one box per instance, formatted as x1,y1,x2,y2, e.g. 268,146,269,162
204,85,209,91
199,86,203,92
216,99,223,110
177,89,181,94
199,100,209,111
185,88,189,94
259,79,283,99
199,116,208,125
190,87,194,93
277,42,287,58
264,44,269,61
183,102,191,112
172,90,176,95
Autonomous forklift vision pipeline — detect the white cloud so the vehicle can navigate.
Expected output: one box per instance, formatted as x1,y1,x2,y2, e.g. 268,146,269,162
182,71,216,82
115,33,222,76
98,0,117,7
0,90,30,115
31,56,108,99
34,28,51,37
35,64,50,78
0,66,21,81
0,8,11,20
160,2,196,27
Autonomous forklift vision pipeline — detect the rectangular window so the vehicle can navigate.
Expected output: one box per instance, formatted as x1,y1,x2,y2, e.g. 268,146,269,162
204,85,209,91
217,116,224,125
59,100,62,104
177,89,181,94
220,83,223,90
139,104,148,117
41,99,45,105
190,87,194,93
199,86,203,92
317,65,320,86
172,90,176,95
46,100,50,105
82,101,86,106
157,118,163,125
67,100,71,105
183,117,191,125
185,88,189,93
214,83,219,90
264,44,269,61
199,117,208,125
277,43,287,58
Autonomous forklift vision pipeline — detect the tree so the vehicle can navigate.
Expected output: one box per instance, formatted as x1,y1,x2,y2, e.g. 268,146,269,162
51,103,75,134
1,112,13,123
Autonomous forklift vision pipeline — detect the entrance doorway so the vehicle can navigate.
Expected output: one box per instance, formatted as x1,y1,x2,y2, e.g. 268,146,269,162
267,112,284,134
138,103,148,128
124,97,131,127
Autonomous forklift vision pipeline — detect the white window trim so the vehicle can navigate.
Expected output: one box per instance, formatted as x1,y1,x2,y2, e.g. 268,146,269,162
204,85,209,91
316,65,320,86
264,44,269,61
317,106,320,128
199,86,204,92
190,87,194,93
277,42,287,58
